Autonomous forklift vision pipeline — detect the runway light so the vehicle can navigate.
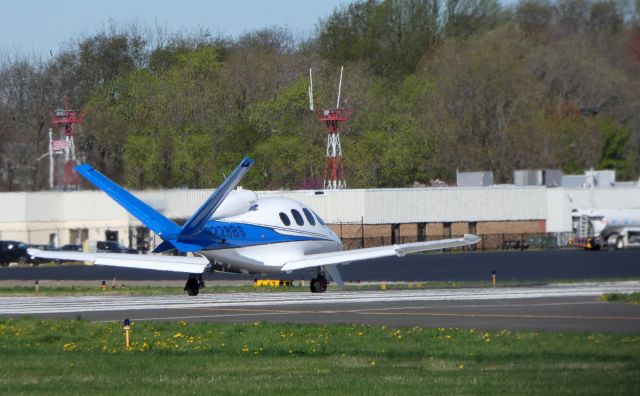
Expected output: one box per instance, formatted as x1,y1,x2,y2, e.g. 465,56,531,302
492,270,496,287
123,318,131,348
35,280,39,293
101,280,106,291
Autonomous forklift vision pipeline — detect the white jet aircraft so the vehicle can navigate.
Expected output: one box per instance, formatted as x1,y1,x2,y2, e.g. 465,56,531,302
29,157,480,295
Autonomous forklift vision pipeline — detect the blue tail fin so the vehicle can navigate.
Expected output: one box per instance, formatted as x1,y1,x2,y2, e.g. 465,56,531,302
75,164,181,238
178,157,254,241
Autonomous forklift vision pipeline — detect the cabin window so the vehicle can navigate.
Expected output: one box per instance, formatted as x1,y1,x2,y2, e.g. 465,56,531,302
279,212,291,226
303,208,316,226
291,209,304,226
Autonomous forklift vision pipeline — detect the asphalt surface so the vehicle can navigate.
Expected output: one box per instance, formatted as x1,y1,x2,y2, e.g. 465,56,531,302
1,249,640,283
2,249,639,332
1,283,639,332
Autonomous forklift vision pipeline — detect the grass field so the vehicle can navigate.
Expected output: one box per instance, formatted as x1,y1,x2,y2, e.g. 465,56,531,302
0,318,638,395
1,278,634,296
0,282,499,296
601,292,640,304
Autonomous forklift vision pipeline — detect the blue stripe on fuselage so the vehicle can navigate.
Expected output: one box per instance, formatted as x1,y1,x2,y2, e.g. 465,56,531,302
202,220,330,249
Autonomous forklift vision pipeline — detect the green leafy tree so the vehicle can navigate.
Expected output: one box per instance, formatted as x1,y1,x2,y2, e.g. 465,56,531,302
597,116,634,179
252,135,320,189
171,133,217,187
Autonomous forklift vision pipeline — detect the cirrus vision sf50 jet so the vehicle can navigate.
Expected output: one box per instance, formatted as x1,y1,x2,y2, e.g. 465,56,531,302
29,158,480,295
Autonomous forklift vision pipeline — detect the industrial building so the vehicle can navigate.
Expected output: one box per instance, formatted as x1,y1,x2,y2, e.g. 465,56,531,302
1,174,638,251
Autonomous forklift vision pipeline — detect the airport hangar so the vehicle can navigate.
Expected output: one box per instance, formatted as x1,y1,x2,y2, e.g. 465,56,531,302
1,171,638,251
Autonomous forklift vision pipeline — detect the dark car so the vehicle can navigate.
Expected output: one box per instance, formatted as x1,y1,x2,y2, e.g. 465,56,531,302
60,244,84,252
96,241,138,254
0,240,30,265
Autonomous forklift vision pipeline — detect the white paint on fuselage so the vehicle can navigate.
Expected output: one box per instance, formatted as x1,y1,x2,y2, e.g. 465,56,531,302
201,240,340,274
199,196,342,275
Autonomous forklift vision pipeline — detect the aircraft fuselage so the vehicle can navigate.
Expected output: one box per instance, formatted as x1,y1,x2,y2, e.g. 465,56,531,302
197,196,342,275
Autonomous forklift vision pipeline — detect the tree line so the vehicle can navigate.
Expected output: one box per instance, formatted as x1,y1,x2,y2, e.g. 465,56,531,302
1,0,639,191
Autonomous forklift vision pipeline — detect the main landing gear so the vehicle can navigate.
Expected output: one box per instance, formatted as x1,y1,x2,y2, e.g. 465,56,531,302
310,274,328,293
184,274,205,296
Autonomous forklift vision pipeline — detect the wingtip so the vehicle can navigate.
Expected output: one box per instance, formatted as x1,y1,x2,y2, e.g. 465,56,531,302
241,157,254,167
463,234,481,244
74,163,94,173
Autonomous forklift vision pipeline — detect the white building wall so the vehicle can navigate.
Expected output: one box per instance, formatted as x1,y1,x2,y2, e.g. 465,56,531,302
1,185,639,244
251,187,548,224
565,188,640,210
545,188,572,232
0,193,27,222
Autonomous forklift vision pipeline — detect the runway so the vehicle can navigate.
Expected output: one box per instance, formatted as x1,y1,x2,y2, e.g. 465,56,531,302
2,281,639,332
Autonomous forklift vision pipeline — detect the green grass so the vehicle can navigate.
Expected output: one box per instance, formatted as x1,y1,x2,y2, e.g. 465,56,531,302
0,277,636,297
0,286,186,296
4,279,632,297
0,282,501,296
601,293,640,304
0,318,638,395
0,284,310,296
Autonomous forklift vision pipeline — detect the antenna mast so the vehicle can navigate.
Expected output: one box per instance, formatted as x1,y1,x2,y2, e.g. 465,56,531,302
310,66,350,190
308,68,314,111
336,65,343,109
49,97,83,190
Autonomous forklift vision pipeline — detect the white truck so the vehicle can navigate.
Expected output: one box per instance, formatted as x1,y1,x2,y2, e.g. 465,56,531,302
572,209,640,250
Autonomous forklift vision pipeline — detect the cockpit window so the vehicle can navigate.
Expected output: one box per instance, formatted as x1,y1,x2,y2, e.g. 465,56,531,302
279,212,291,226
303,208,316,226
291,209,304,226
312,210,326,226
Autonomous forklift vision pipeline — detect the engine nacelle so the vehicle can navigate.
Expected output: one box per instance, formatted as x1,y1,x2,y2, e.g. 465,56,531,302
211,189,258,220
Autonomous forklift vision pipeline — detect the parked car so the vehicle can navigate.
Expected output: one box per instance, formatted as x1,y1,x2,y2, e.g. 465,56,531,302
60,244,84,252
96,241,138,254
0,240,30,265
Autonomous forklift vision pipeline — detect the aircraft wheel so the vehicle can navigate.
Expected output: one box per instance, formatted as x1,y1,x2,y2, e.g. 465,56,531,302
310,276,328,293
187,287,199,296
184,277,200,296
318,278,328,293
616,236,624,250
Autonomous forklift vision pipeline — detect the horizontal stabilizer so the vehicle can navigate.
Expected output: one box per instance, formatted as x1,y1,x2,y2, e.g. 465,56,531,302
178,157,254,241
75,164,181,237
152,240,176,253
281,234,480,272
28,248,209,274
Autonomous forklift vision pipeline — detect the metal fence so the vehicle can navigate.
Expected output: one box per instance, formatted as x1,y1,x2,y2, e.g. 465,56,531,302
340,232,575,251
5,226,575,253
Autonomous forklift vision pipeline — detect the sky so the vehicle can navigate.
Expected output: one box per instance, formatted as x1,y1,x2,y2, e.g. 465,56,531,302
0,0,353,57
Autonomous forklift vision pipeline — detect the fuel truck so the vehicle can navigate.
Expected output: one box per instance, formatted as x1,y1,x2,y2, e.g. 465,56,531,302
572,209,640,250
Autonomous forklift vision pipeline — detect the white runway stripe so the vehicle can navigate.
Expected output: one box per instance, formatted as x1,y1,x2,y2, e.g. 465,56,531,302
0,282,639,315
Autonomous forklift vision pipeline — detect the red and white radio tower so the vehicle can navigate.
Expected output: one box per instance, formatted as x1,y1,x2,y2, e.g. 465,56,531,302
49,97,83,190
309,66,350,190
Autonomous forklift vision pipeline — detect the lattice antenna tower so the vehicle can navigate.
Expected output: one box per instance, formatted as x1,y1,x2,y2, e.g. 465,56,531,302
309,66,350,190
49,97,84,190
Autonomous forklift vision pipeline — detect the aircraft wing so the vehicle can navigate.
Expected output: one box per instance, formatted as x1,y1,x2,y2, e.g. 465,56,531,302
280,234,480,272
27,248,209,273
